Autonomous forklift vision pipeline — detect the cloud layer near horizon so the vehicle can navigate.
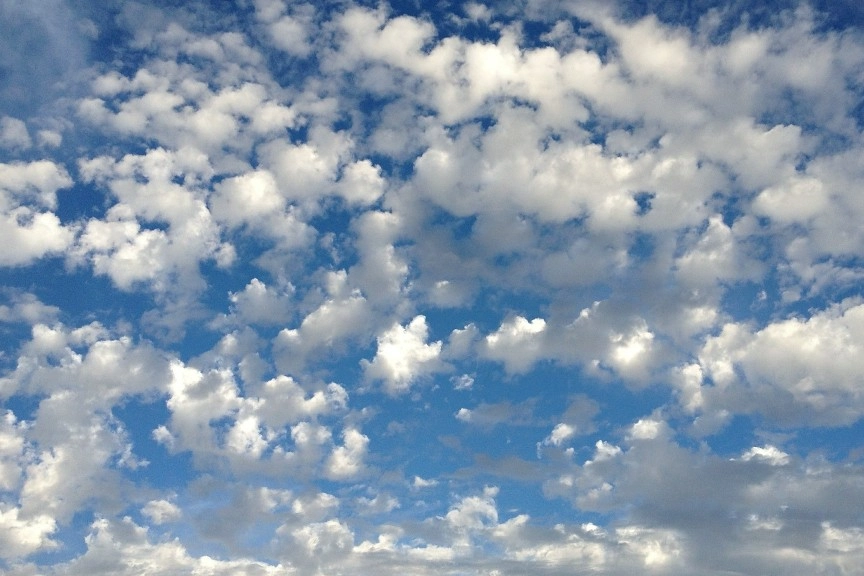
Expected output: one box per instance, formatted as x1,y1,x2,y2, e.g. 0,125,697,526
2,1,864,574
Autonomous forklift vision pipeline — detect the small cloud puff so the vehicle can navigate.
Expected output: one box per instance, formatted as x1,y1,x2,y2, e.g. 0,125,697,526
739,445,790,466
142,499,182,524
0,116,31,149
362,315,444,394
482,316,546,374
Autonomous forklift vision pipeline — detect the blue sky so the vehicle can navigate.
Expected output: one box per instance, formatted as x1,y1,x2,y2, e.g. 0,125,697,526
2,0,864,573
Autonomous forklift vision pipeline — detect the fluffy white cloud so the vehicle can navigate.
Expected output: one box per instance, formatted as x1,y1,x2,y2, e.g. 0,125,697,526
482,316,546,374
0,412,27,492
36,516,287,575
542,414,864,574
0,160,74,266
337,159,385,205
445,486,499,535
159,342,351,479
348,210,409,307
753,175,829,224
273,270,373,371
542,423,576,447
0,292,60,325
74,149,232,304
605,321,657,381
210,169,284,226
362,315,443,394
224,278,293,326
550,396,600,444
0,505,57,558
739,445,790,466
288,518,354,569
325,427,369,480
12,324,172,402
0,117,31,150
0,211,74,266
674,215,763,287
141,499,182,525
254,0,314,57
695,300,864,426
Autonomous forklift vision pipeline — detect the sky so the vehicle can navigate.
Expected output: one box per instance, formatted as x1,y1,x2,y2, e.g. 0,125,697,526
1,0,864,574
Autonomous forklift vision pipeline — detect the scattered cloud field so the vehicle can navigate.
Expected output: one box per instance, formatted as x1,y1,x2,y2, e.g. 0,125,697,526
2,0,864,574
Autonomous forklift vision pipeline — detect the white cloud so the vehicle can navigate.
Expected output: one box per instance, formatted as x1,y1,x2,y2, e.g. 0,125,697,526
627,418,665,441
210,169,285,227
543,423,576,447
539,396,600,454
141,499,182,524
289,518,354,566
252,376,348,430
1,322,170,411
455,407,472,422
36,129,62,148
0,117,31,149
0,412,26,492
674,215,763,287
0,211,74,266
0,505,57,558
74,148,234,303
445,487,499,535
740,445,790,466
614,526,683,568
492,516,608,568
348,210,409,307
412,475,438,489
273,270,373,371
450,374,474,390
483,316,546,374
269,16,312,57
48,516,286,575
697,300,864,426
325,428,369,480
362,315,443,394
258,127,350,205
225,278,293,326
0,160,74,266
0,292,60,325
607,322,656,381
337,159,385,205
753,175,829,223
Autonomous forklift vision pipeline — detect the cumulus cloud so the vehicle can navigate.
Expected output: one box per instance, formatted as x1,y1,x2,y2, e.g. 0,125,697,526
0,160,74,266
44,516,286,575
141,499,182,524
0,117,31,150
273,270,373,371
362,315,444,394
0,505,57,558
695,300,864,426
224,277,293,326
325,427,369,480
482,316,546,374
0,292,60,326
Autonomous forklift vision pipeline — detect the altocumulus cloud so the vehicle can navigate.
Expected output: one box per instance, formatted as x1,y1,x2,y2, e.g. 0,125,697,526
1,0,864,574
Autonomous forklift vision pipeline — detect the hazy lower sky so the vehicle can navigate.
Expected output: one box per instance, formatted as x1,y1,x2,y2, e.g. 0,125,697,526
2,1,864,574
